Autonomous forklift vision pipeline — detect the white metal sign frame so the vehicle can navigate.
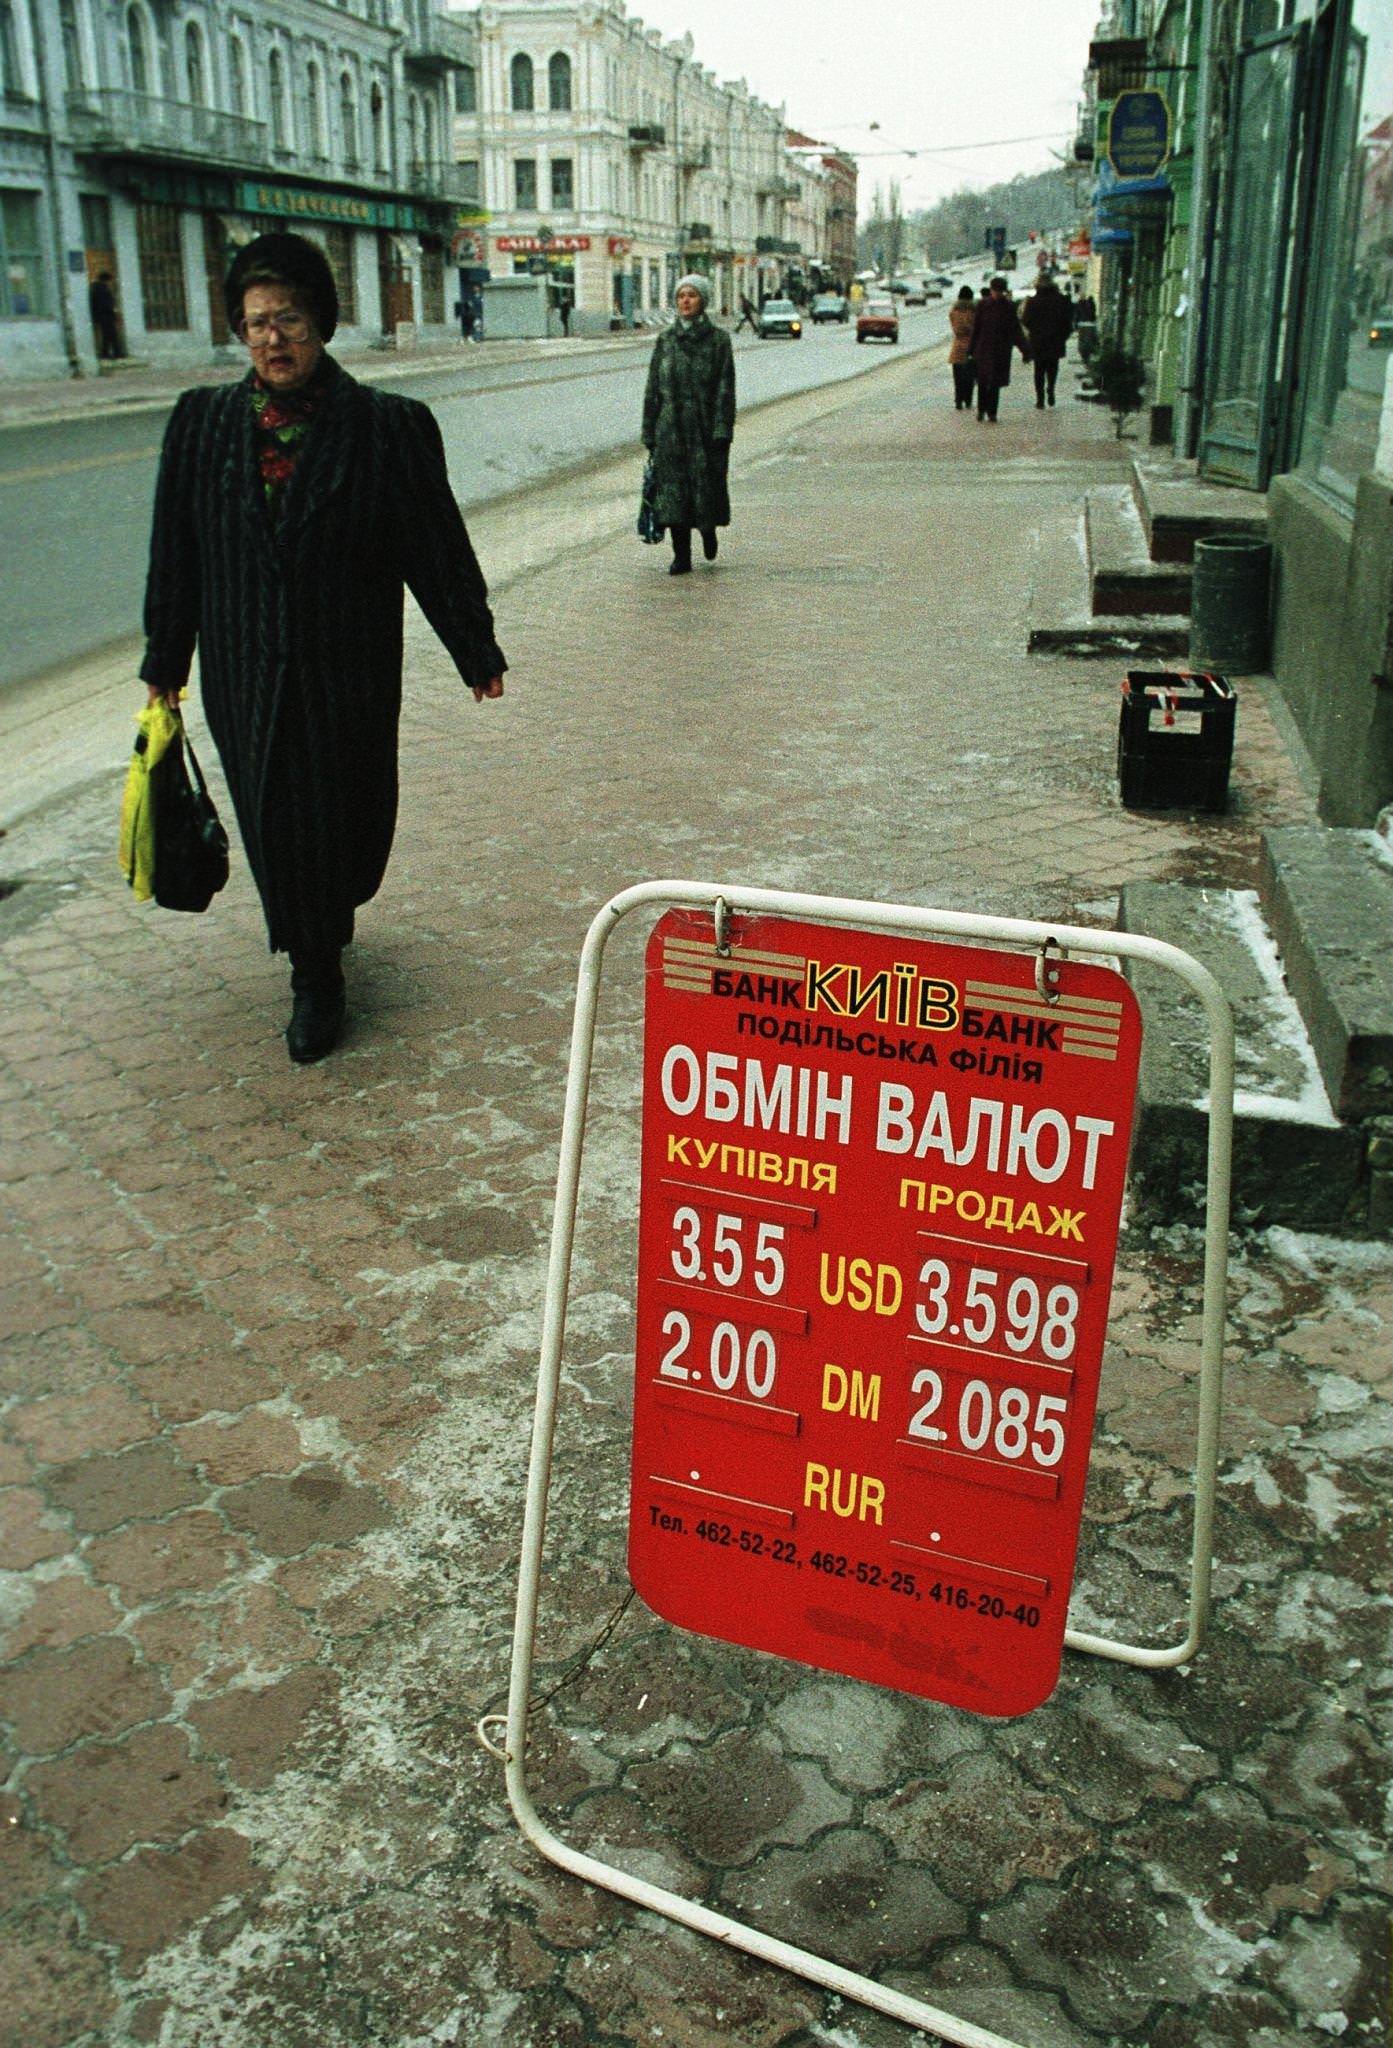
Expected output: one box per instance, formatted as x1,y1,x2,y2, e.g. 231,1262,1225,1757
489,879,1234,2048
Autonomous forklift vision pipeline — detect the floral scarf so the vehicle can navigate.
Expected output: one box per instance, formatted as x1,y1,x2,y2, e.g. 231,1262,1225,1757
249,364,328,523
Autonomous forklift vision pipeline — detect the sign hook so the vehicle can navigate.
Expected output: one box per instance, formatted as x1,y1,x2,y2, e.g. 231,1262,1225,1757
1036,935,1064,1004
713,895,732,957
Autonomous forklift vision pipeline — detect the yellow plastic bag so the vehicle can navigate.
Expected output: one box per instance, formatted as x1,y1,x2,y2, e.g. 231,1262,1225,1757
118,701,183,903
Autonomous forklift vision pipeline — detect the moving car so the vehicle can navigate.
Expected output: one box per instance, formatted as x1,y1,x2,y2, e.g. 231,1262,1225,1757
758,297,803,339
904,283,928,305
856,296,899,344
809,291,849,324
1369,310,1393,348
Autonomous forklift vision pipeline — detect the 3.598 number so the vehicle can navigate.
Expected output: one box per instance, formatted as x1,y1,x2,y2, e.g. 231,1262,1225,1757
916,1260,1079,1361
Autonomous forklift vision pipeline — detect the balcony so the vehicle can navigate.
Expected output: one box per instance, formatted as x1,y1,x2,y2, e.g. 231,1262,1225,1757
684,221,714,244
1087,37,1149,95
678,139,712,172
757,175,799,200
407,158,479,201
628,123,666,151
404,14,475,71
755,234,800,255
65,88,268,167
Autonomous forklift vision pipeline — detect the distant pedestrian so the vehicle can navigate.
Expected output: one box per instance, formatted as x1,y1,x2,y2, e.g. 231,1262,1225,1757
947,285,976,410
89,271,121,360
1021,274,1073,408
454,289,475,343
735,294,758,333
969,275,1030,423
558,292,572,337
641,273,735,576
140,232,507,1063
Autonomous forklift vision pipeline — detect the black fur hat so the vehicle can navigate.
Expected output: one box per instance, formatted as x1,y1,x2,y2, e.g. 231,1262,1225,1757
224,231,339,342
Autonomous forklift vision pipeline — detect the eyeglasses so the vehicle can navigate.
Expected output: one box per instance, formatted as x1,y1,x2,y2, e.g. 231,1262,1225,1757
238,309,312,346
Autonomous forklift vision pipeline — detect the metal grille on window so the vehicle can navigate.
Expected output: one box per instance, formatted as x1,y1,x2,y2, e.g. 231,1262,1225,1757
136,202,188,331
324,223,357,326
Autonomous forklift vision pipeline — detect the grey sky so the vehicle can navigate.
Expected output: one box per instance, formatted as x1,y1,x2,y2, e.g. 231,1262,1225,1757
629,0,1103,212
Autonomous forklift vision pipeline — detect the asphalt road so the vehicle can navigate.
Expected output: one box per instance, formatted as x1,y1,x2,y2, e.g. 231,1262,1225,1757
0,307,947,691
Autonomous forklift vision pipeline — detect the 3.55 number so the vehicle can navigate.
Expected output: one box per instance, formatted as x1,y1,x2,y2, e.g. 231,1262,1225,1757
671,1207,786,1296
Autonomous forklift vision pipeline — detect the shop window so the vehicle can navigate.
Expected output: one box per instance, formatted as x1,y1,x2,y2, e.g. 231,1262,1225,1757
548,52,571,112
514,157,537,210
1,191,45,316
550,156,573,208
1295,0,1393,503
510,52,533,112
323,223,357,325
454,62,476,115
420,238,445,324
136,200,188,329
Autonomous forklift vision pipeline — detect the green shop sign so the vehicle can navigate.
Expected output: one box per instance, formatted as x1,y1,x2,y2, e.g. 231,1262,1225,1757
1107,90,1172,178
235,182,433,231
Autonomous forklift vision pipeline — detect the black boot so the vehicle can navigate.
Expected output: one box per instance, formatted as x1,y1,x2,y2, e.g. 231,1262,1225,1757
669,526,692,575
286,951,346,1064
701,528,718,561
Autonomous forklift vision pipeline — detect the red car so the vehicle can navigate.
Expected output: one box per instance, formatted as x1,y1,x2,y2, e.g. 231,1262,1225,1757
856,296,900,344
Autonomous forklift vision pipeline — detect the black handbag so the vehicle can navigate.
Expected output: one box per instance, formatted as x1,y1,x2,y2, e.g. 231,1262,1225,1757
637,457,664,544
153,725,230,913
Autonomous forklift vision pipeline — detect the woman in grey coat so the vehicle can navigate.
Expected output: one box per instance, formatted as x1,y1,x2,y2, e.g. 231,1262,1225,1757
641,274,735,575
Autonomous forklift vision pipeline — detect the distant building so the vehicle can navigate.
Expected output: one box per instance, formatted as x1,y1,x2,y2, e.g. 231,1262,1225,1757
0,0,476,379
786,130,858,292
458,0,837,327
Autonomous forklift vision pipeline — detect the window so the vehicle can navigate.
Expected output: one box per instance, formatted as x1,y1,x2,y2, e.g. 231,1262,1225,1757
457,159,480,204
370,81,386,168
185,21,205,105
510,52,533,111
136,201,187,329
550,156,573,208
340,71,357,165
323,223,356,324
453,62,475,114
126,6,148,95
59,0,83,92
269,48,287,148
1,191,45,316
306,60,324,156
228,36,246,115
514,157,537,209
423,96,437,165
407,91,421,165
548,51,571,111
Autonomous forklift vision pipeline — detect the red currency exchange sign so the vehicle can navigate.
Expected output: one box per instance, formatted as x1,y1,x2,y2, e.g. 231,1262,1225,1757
628,910,1142,1717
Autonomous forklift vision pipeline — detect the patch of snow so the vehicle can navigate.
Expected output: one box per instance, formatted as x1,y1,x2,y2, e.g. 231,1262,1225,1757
1193,891,1339,1127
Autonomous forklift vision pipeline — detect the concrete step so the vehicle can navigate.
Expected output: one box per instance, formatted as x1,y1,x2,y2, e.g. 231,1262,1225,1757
1086,486,1192,616
1258,825,1393,1122
1131,456,1268,565
1116,881,1371,1232
1026,505,1188,657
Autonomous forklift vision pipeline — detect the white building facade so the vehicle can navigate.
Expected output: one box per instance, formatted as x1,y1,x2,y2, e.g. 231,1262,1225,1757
457,0,835,328
1,0,478,380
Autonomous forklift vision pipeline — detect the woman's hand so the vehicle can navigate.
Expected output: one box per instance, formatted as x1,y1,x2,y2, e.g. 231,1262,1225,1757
471,676,505,702
146,685,183,710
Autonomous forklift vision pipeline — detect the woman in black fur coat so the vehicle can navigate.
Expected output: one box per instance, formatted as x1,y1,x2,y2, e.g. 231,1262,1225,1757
141,232,507,1063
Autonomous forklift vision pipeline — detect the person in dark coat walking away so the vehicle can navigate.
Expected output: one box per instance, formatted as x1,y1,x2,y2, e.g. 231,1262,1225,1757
735,294,758,333
1021,275,1073,408
969,276,1030,423
947,286,976,410
140,232,507,1064
89,271,121,359
641,274,735,575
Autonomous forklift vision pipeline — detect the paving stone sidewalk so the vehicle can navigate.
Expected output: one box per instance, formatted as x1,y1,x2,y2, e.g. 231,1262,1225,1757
1,355,1389,2048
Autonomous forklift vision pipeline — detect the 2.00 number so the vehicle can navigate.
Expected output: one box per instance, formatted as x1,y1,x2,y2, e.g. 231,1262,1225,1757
661,1311,778,1400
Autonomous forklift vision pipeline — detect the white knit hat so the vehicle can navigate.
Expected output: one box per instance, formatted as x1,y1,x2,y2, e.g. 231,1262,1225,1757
674,273,709,305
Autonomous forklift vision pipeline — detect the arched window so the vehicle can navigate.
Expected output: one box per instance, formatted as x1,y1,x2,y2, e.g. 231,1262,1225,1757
509,52,533,112
422,96,436,167
185,21,206,106
59,0,84,92
370,81,386,169
306,60,324,155
126,6,149,95
227,35,246,115
547,51,571,112
268,47,287,149
340,71,357,166
407,91,422,166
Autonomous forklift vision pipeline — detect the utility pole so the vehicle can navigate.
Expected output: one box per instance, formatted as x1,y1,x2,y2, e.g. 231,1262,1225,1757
29,0,85,378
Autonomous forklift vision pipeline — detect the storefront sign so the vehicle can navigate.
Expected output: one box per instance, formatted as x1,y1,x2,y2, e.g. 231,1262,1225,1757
495,234,591,253
1107,90,1172,178
608,236,633,257
628,911,1141,1718
451,228,487,264
234,182,431,232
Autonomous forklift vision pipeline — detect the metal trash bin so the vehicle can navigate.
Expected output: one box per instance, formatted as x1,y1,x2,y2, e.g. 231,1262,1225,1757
1189,533,1271,674
1118,670,1236,812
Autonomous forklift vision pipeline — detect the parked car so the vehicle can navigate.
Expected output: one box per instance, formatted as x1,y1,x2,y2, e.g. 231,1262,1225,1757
887,278,912,296
856,296,900,344
1369,310,1393,348
809,292,849,324
904,284,928,305
758,297,803,339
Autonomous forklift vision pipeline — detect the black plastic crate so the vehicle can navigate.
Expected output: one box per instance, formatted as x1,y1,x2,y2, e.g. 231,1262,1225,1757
1117,670,1235,812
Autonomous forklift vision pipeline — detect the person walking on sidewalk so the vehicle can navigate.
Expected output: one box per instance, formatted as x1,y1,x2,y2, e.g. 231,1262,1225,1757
969,276,1030,423
1021,274,1073,408
947,286,976,410
641,274,735,576
734,294,759,333
139,231,507,1065
89,271,121,360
